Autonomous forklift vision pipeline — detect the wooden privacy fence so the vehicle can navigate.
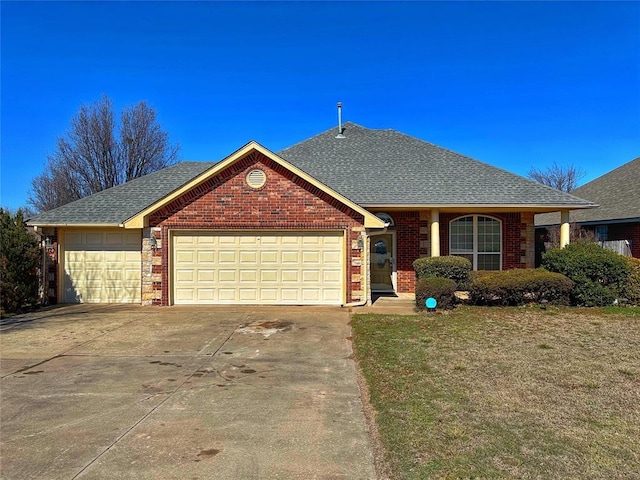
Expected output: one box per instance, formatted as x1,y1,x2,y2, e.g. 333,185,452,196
600,240,632,256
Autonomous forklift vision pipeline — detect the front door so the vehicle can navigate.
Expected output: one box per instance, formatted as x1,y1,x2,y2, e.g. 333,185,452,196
370,233,395,292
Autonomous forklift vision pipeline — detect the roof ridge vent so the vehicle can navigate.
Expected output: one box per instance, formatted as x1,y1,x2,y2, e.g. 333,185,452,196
335,102,345,138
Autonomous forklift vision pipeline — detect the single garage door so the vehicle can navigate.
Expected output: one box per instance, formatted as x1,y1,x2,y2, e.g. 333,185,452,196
173,231,344,305
63,229,141,303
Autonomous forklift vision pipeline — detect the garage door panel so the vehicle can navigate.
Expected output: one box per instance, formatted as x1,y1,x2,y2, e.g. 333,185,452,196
323,289,342,302
63,229,141,304
302,251,320,264
281,270,299,283
323,251,341,264
218,289,238,301
197,289,215,301
323,270,341,282
175,288,194,302
239,270,257,282
197,251,215,263
218,270,236,282
282,251,299,263
260,251,278,263
173,232,343,305
197,270,215,282
260,289,278,301
261,270,278,282
219,251,236,263
302,270,320,283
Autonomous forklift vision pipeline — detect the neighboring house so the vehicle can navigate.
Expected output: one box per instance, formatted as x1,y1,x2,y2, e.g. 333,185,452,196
29,122,595,306
536,158,640,258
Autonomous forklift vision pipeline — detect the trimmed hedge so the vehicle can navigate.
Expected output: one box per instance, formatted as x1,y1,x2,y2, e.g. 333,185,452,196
412,256,472,287
542,242,630,306
469,269,574,306
623,257,640,306
415,276,458,310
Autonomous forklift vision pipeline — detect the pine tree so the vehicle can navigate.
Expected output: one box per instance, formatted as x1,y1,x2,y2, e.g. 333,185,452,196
1,209,41,313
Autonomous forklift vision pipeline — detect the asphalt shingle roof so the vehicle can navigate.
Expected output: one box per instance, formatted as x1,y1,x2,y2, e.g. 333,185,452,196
278,123,594,207
536,158,640,226
29,162,215,225
29,122,596,227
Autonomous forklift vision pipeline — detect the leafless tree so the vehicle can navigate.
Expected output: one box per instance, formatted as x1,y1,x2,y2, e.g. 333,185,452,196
542,223,598,250
527,161,586,192
29,95,180,212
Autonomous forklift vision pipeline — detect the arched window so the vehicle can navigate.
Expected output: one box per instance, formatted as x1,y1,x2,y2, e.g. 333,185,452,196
450,215,502,270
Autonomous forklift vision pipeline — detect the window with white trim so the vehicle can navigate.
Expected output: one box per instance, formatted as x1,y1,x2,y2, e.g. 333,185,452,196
450,215,502,270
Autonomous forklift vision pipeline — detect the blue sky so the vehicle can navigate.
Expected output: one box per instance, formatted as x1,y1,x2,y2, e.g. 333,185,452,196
2,1,639,211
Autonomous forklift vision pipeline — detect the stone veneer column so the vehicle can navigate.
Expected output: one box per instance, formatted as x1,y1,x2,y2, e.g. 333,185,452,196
141,227,162,306
351,226,365,303
521,212,535,268
419,210,431,257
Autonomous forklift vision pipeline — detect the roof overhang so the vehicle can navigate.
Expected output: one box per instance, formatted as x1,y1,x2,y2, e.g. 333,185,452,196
123,141,386,229
537,217,640,228
29,223,122,229
362,204,598,213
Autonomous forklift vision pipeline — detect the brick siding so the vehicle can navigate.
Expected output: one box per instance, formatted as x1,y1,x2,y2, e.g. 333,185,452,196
392,211,533,294
146,151,365,305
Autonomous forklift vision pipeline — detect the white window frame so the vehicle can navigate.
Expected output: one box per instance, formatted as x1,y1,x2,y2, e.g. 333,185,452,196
449,215,502,270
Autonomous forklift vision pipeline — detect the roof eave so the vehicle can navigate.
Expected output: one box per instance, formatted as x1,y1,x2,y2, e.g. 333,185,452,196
360,203,598,212
537,217,640,228
27,222,124,228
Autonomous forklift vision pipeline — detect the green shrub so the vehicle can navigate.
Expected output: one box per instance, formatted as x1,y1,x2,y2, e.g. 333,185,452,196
412,256,472,287
469,269,574,306
542,242,630,306
623,257,640,306
415,276,458,310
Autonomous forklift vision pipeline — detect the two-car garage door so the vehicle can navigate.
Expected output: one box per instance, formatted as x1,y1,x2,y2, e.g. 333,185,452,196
173,232,344,305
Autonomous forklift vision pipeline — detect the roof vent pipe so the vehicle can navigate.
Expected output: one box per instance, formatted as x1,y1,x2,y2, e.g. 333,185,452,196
335,102,345,138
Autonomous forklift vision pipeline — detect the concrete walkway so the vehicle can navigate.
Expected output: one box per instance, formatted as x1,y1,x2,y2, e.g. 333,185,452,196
1,305,376,479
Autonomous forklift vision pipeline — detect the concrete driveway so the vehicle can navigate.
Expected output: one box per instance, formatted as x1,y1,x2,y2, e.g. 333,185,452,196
0,305,376,479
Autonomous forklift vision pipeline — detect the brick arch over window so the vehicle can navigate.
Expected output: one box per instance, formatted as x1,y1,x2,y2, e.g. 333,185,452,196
449,215,502,270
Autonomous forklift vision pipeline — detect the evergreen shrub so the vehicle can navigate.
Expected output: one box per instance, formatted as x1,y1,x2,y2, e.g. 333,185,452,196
415,276,458,310
412,256,472,287
541,242,629,306
469,269,574,306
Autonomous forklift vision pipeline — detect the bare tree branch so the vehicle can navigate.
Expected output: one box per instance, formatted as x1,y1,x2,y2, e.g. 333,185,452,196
29,95,180,212
527,161,586,192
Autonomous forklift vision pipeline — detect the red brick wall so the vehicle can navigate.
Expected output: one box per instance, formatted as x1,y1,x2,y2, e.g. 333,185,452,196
394,211,420,293
389,211,531,294
148,152,365,305
439,212,527,270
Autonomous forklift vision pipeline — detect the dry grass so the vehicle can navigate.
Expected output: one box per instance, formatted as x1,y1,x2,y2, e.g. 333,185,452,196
351,306,640,479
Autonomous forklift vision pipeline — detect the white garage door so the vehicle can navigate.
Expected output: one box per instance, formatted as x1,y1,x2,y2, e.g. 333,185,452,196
63,229,141,303
173,232,344,305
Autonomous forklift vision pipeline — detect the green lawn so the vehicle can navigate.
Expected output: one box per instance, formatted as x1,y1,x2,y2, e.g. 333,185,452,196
351,306,640,479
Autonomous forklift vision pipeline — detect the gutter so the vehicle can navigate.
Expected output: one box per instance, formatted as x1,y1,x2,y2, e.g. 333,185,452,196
28,223,124,228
